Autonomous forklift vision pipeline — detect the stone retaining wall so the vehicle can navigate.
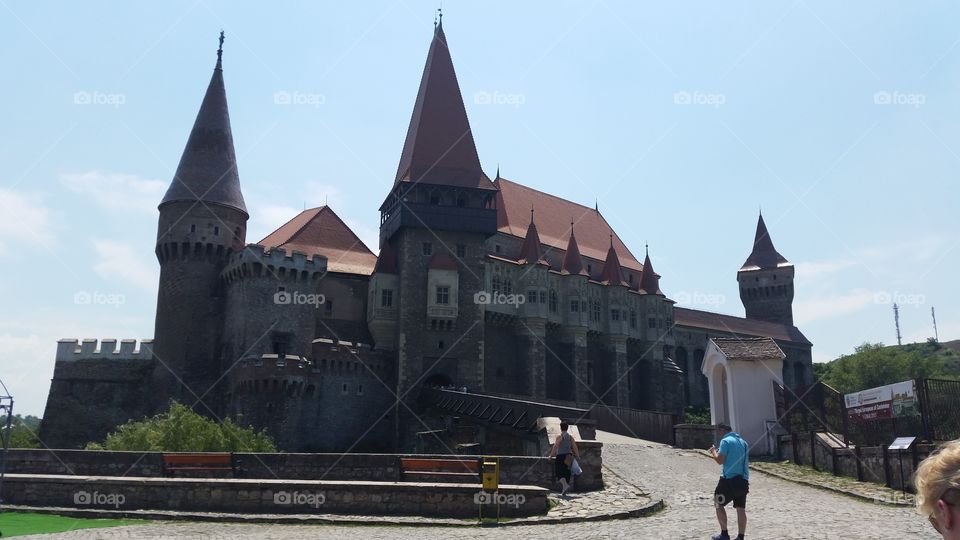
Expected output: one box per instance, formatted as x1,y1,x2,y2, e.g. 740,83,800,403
673,424,715,450
2,474,548,518
2,445,602,491
778,434,937,491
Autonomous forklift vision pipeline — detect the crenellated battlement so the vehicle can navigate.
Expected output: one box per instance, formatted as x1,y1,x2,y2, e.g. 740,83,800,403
221,244,328,284
55,339,154,362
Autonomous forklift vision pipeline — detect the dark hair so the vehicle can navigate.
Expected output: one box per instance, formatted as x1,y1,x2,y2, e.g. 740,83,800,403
560,421,569,431
717,422,732,431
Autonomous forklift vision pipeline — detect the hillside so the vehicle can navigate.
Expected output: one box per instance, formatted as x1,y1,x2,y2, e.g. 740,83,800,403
814,339,960,395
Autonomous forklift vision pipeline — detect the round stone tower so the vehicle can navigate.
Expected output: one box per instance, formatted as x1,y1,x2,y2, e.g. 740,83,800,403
151,34,248,411
737,213,795,326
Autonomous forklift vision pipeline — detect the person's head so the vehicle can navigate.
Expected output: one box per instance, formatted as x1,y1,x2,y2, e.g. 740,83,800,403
560,421,569,432
916,440,960,538
716,423,732,437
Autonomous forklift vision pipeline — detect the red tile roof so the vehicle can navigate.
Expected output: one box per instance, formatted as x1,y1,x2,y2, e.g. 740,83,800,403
561,226,587,276
674,307,811,345
394,23,494,191
258,206,377,275
494,177,643,272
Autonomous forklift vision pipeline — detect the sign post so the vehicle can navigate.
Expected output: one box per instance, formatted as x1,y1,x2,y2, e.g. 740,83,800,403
888,436,917,495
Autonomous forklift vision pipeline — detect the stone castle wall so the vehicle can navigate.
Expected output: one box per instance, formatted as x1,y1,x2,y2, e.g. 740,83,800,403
40,339,155,449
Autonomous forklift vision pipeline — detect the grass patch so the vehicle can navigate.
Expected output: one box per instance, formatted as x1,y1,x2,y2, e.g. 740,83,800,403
0,512,140,537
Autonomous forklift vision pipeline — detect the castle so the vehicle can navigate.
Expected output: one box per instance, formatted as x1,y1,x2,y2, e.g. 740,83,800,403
40,23,812,452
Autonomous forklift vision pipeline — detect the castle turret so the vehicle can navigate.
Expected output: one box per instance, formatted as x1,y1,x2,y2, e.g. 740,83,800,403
380,19,496,449
152,33,248,410
737,213,794,326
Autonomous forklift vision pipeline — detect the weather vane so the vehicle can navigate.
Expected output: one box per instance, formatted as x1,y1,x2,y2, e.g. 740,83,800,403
217,30,225,66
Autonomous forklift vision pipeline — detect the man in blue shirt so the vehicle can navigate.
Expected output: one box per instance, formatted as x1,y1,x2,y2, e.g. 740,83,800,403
709,423,750,540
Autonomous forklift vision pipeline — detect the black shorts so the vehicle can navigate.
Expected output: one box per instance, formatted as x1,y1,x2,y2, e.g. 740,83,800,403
714,476,749,508
555,454,572,482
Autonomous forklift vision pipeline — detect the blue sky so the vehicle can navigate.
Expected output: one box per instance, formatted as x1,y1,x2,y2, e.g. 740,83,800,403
2,1,958,416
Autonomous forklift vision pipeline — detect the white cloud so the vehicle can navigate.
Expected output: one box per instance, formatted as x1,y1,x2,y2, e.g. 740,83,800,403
61,171,166,213
0,188,56,254
92,239,158,292
794,288,878,326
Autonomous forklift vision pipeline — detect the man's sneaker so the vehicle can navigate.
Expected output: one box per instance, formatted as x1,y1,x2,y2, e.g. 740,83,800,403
710,533,730,540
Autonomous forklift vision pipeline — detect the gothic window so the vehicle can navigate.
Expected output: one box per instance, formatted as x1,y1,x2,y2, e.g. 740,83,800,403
592,301,601,322
422,242,432,255
648,317,657,329
213,226,220,236
580,300,587,313
341,383,349,395
549,290,558,313
436,286,450,305
381,289,394,308
495,244,502,254
611,309,620,321
527,290,537,303
539,291,547,304
630,310,637,328
190,224,196,233
570,300,579,313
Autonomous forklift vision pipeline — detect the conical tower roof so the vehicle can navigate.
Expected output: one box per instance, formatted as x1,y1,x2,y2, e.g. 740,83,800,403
161,33,246,215
600,234,626,286
741,213,790,270
518,208,547,265
639,248,662,295
393,20,493,191
561,224,587,276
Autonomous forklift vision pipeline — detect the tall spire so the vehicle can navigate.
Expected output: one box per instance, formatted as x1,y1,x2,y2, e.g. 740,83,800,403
393,17,492,190
639,247,662,295
741,213,789,270
160,31,247,215
600,231,626,286
561,222,587,276
518,207,547,266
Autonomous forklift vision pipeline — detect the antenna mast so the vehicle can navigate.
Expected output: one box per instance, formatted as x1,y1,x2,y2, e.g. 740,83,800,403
893,303,902,346
932,306,939,343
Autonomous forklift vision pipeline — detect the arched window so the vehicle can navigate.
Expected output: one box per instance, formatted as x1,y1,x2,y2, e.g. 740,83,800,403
549,290,558,313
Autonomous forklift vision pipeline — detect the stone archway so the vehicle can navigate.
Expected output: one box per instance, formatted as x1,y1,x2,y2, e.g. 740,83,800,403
710,363,730,425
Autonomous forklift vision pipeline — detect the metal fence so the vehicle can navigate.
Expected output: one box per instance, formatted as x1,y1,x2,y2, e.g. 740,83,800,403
778,378,960,446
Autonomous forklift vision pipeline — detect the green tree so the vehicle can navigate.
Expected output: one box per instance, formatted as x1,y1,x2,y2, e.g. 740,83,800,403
87,401,276,452
1,415,42,448
820,342,948,395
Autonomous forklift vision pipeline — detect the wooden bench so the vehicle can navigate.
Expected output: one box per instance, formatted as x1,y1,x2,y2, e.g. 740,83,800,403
161,453,238,478
398,457,482,482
